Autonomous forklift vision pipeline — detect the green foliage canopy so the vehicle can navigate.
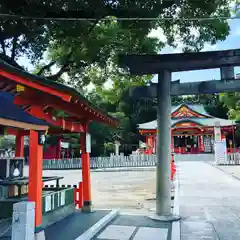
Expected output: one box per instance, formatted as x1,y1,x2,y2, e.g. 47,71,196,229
0,0,234,88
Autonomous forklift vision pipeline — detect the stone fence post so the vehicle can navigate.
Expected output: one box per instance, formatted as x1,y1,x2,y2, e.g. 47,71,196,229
11,201,35,240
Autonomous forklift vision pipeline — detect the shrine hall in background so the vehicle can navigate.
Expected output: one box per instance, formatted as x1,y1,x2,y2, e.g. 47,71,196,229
138,103,238,154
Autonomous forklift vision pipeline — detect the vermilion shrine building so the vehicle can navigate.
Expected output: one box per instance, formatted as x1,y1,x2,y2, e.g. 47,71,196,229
0,56,118,228
138,103,237,154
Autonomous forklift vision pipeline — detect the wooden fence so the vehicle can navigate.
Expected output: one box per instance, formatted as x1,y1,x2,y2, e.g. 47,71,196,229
42,153,240,170
42,187,74,214
226,153,240,165
42,154,157,170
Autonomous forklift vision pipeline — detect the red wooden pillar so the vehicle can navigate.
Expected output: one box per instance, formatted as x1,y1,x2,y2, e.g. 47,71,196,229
171,136,174,153
145,135,149,154
15,132,24,157
28,106,43,227
80,124,92,212
198,136,204,152
28,130,43,227
148,136,153,154
56,137,61,159
221,132,225,140
153,135,156,154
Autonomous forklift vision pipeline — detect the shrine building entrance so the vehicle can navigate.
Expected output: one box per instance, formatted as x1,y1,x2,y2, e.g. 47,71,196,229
138,103,237,154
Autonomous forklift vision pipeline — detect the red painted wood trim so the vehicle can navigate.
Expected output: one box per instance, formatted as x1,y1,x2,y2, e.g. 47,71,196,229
28,130,43,227
171,105,207,118
15,93,117,127
14,97,84,132
74,182,83,209
28,105,84,132
0,70,71,102
7,128,29,136
80,131,92,205
15,133,24,157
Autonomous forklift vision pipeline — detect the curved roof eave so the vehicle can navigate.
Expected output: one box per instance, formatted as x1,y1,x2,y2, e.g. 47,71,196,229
138,117,237,130
171,103,212,118
0,58,118,126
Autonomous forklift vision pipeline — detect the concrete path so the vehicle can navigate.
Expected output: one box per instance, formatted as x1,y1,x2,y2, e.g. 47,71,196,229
216,165,240,180
94,214,171,240
178,160,240,240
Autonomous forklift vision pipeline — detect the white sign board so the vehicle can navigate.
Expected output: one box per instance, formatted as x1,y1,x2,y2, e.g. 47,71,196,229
61,142,69,149
45,195,52,212
214,140,228,165
214,126,221,141
86,133,91,153
60,191,65,206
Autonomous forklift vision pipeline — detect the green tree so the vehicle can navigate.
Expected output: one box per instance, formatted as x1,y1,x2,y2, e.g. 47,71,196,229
201,94,228,119
0,135,16,150
219,93,240,120
0,0,234,88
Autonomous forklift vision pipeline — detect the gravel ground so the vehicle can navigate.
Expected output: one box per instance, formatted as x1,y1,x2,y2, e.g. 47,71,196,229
24,166,162,213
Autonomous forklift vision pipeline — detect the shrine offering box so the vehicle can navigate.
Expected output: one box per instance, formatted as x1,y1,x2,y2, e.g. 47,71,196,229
0,158,24,180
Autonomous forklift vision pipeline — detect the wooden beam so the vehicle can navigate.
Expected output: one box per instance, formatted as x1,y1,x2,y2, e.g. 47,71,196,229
7,128,29,136
15,132,24,157
59,116,82,123
28,105,84,133
47,129,72,135
15,93,117,126
14,94,91,123
129,79,240,98
0,70,72,102
0,117,48,131
119,48,240,74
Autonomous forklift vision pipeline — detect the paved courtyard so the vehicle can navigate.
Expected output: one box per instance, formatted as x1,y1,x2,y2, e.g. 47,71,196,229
216,164,240,180
94,214,171,240
178,160,240,240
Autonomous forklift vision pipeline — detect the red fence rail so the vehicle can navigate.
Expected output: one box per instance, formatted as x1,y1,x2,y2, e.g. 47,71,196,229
74,182,83,209
43,182,83,209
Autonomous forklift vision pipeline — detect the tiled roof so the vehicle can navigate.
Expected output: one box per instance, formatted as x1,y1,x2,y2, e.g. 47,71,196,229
138,103,236,130
171,104,212,118
0,92,48,126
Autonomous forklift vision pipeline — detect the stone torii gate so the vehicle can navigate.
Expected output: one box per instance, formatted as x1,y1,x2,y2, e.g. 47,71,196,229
119,48,240,222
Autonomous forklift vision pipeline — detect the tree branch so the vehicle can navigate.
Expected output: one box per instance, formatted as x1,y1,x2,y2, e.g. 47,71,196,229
46,49,73,80
11,36,18,61
48,62,71,81
0,39,6,55
36,61,56,75
87,19,100,34
0,29,6,55
41,19,99,81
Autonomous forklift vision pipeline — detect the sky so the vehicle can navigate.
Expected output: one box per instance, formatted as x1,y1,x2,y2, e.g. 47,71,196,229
150,19,240,83
18,18,240,86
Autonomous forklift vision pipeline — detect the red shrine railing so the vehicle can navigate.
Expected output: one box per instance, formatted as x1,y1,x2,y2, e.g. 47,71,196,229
74,182,83,209
43,182,83,208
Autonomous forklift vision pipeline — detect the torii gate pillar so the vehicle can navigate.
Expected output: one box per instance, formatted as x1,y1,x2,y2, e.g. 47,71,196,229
150,71,180,221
